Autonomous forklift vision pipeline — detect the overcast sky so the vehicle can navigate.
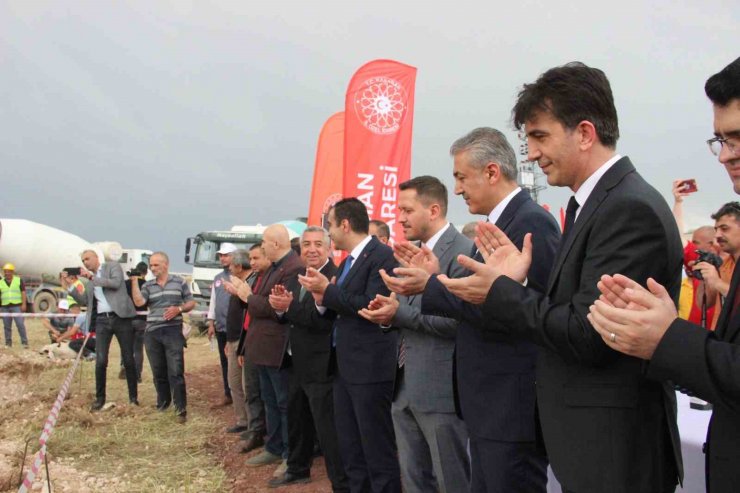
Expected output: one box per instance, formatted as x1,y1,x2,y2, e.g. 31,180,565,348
1,1,737,270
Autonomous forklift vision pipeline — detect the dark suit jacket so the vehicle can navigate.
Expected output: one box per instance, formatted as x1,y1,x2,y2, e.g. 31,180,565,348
245,250,304,368
482,158,684,492
392,225,472,413
321,236,399,385
423,189,560,441
282,260,338,384
649,261,740,493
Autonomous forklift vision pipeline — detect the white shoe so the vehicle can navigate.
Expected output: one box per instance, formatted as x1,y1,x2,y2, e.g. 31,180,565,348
273,459,288,478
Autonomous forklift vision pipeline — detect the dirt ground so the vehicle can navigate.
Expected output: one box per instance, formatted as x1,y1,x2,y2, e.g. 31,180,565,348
0,322,333,493
190,367,333,493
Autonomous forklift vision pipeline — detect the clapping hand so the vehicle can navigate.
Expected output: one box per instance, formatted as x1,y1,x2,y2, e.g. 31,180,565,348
229,275,252,302
269,284,293,312
358,292,400,325
438,224,532,305
394,241,441,275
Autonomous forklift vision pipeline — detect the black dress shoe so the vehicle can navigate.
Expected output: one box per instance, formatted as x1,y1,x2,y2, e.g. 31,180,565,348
90,400,105,412
129,398,140,406
238,434,265,453
225,425,249,434
268,472,310,488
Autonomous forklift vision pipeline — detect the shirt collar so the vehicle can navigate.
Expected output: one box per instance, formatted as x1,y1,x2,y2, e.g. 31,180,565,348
573,154,622,218
488,187,522,225
349,235,373,260
423,222,450,251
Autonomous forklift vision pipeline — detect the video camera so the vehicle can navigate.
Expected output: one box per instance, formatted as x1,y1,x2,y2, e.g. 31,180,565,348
62,267,81,276
126,266,145,277
691,249,723,281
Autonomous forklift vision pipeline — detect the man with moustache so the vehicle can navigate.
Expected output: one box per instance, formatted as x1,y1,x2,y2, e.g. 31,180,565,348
268,226,348,491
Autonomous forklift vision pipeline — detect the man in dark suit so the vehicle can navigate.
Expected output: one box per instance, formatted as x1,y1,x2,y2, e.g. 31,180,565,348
268,226,349,491
64,248,138,411
359,176,472,493
383,130,559,492
439,63,684,493
589,58,740,493
299,198,401,493
237,224,304,475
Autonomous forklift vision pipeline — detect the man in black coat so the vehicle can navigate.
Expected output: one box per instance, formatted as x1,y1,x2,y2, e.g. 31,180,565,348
589,57,740,493
268,226,348,491
437,63,684,493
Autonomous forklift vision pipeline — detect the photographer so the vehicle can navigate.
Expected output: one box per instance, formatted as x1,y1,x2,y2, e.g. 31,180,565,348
122,262,149,383
694,202,740,330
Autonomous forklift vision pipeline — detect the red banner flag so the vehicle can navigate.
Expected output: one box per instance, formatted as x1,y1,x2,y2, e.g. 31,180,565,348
343,59,417,243
308,112,345,229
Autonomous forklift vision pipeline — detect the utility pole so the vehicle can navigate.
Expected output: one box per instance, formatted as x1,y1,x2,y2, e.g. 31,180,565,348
516,132,546,203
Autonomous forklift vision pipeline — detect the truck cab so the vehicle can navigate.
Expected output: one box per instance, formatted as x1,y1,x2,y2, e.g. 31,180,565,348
184,223,305,331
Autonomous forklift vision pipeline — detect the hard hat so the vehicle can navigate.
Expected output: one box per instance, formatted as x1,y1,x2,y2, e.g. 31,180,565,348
2,263,15,271
217,243,238,255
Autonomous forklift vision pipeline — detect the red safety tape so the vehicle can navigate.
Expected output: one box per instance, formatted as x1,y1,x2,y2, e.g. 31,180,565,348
17,332,91,493
1,310,208,318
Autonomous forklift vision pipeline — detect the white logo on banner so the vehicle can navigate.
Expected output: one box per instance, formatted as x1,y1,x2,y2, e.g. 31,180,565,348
354,76,407,135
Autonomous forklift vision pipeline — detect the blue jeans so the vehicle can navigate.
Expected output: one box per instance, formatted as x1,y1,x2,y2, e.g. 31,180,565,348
258,365,289,458
95,314,137,402
145,324,187,414
2,305,28,347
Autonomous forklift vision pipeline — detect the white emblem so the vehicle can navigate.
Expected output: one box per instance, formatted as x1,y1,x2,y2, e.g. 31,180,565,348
353,76,407,135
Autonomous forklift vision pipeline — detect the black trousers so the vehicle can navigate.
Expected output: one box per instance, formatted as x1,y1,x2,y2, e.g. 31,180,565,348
215,330,230,397
333,374,401,493
94,314,137,402
287,367,348,492
145,324,187,414
469,436,547,493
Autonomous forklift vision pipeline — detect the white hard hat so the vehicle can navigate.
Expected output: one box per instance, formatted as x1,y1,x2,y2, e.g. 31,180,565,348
217,243,238,254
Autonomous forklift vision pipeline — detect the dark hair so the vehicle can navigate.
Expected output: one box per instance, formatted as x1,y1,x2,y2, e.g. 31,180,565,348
135,262,148,271
512,62,620,148
369,219,390,239
711,201,740,222
399,175,449,216
290,237,301,255
331,198,369,234
249,243,264,252
705,57,740,107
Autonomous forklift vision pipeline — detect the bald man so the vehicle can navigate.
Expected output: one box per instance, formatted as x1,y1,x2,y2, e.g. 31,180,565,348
239,225,304,477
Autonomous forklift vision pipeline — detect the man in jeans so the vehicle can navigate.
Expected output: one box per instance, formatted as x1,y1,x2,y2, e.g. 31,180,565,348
65,249,138,411
131,252,195,423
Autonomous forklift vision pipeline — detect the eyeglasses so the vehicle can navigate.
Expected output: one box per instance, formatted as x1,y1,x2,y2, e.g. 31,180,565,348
707,136,738,157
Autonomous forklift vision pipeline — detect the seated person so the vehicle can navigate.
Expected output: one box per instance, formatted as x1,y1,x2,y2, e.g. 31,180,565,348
42,299,75,343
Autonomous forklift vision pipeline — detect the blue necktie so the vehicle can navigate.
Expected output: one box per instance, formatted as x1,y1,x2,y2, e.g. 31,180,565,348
332,255,354,346
337,255,354,286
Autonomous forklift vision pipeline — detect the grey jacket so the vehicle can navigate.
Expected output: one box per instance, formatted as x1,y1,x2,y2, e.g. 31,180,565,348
69,261,136,331
392,224,472,413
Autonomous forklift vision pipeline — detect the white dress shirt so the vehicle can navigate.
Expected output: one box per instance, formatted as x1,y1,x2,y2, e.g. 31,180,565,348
572,154,622,220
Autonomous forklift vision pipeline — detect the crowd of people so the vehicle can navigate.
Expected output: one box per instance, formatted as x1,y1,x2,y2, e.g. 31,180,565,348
2,57,738,493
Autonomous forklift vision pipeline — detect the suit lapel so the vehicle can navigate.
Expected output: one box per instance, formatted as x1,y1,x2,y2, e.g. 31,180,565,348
495,189,530,233
716,262,740,341
340,236,379,287
546,157,636,294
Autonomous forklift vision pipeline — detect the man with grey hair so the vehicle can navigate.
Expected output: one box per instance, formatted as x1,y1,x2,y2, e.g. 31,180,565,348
131,251,195,423
381,127,559,492
222,249,253,436
268,226,348,489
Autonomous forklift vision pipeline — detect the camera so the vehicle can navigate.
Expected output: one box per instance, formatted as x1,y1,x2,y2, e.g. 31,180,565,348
127,267,143,277
692,250,723,281
63,267,81,276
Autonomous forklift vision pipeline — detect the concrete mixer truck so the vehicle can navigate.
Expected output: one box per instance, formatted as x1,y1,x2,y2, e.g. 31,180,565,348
0,219,152,312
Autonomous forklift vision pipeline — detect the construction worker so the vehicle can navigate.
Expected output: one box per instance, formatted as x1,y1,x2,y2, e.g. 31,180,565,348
0,263,29,348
